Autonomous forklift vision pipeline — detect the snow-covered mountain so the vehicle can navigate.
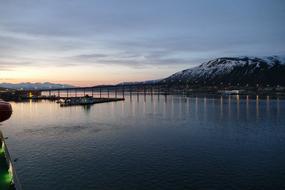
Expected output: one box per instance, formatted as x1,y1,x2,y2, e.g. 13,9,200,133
164,56,285,86
0,82,75,90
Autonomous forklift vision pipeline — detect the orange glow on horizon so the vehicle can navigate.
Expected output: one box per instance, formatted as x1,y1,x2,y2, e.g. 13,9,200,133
0,64,173,87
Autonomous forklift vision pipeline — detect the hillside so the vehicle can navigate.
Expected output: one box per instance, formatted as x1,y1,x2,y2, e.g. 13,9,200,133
163,56,285,86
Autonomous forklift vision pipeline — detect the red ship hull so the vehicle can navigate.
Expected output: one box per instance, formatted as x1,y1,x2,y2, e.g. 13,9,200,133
0,100,12,122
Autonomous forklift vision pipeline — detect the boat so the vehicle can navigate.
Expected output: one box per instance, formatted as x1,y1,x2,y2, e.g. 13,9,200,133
59,95,125,107
60,95,96,107
0,100,12,122
219,90,240,95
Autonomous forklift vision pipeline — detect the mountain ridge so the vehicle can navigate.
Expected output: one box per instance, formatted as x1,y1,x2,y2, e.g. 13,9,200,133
0,82,75,90
115,56,285,87
162,55,285,86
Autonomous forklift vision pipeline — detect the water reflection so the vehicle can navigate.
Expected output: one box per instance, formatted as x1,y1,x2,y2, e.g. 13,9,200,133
129,94,132,102
220,96,223,118
2,95,285,190
12,95,285,125
121,101,125,116
246,95,249,120
82,105,91,113
277,97,280,118
228,95,231,119
236,95,240,119
163,96,166,118
186,98,190,115
256,95,259,121
266,96,270,117
195,97,198,120
203,97,207,121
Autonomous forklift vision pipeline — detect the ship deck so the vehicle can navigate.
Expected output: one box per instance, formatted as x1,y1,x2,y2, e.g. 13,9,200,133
0,145,14,190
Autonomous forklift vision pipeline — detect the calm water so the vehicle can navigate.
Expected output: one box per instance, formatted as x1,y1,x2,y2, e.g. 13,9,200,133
1,95,285,190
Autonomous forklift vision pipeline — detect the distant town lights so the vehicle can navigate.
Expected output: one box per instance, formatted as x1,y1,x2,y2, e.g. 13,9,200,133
29,92,33,98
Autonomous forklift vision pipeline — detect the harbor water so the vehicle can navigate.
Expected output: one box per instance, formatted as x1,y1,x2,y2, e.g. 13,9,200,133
1,95,285,190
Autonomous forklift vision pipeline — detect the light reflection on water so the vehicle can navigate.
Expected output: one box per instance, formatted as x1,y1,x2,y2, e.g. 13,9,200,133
1,95,285,190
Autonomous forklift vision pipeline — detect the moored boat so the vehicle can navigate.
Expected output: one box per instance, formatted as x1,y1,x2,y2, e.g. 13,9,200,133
60,95,96,107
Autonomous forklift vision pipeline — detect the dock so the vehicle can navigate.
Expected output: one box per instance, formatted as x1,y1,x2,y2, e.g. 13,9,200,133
59,97,125,107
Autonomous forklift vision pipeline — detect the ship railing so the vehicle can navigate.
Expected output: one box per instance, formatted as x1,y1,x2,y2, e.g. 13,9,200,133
0,131,23,190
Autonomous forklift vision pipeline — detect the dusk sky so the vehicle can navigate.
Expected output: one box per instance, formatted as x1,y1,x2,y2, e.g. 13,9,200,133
0,0,284,86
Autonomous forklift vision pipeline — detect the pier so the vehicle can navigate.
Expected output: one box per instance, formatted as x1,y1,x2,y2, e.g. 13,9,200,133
20,84,172,101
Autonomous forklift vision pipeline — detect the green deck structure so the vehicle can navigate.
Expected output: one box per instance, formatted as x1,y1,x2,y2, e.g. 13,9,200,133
0,142,14,190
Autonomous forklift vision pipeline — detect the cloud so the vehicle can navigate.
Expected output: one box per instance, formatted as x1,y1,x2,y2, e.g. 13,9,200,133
0,0,284,74
0,60,33,71
67,48,198,69
72,53,109,59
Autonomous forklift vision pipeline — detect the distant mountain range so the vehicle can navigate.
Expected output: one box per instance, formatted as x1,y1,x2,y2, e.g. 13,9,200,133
0,82,75,90
163,56,285,86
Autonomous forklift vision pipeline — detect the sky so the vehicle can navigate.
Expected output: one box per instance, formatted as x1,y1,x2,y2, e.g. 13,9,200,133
0,0,284,86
